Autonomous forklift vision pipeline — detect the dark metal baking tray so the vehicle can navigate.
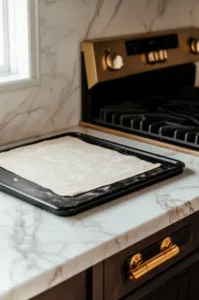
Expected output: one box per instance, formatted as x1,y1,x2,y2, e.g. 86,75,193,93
0,132,185,216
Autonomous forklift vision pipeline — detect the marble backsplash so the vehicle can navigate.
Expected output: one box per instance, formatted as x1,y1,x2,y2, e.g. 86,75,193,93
0,0,199,146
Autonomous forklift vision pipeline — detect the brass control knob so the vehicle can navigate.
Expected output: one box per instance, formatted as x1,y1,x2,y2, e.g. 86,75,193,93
147,50,168,64
106,52,124,70
190,38,199,54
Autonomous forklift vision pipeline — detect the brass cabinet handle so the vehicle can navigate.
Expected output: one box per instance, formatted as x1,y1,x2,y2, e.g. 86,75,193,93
129,237,180,280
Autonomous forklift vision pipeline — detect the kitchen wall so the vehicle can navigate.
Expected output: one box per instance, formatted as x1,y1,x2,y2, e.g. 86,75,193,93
0,0,199,146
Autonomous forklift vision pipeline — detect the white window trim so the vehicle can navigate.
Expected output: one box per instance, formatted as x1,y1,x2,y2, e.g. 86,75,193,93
0,0,40,92
0,0,10,73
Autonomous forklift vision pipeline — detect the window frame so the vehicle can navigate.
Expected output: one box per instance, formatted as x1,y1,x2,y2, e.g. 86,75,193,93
0,0,40,91
0,0,10,74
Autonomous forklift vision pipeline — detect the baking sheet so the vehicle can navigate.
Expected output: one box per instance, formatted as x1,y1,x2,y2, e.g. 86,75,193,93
0,133,184,216
0,136,160,196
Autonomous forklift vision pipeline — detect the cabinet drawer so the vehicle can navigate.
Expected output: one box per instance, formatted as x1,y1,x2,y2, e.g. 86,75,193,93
104,211,199,300
124,249,199,300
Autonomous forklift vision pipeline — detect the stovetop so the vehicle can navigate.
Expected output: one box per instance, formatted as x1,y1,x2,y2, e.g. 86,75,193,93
95,87,199,151
81,28,199,153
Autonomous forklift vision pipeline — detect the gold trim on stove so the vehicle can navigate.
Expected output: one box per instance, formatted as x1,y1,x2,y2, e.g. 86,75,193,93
80,122,199,157
81,27,199,89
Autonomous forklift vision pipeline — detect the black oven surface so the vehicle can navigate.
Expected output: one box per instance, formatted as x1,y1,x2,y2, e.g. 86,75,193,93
81,28,199,153
95,86,199,151
0,133,184,216
82,56,199,151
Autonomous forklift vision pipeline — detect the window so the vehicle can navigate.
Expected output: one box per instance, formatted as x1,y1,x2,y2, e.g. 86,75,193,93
0,0,39,90
0,0,10,73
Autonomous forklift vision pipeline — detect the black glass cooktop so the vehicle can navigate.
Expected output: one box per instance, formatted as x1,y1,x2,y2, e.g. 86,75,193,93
95,87,199,150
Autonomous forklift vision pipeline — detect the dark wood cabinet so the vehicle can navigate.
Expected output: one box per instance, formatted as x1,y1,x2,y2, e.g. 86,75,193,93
31,272,87,300
102,211,199,300
31,212,199,300
123,250,199,300
187,258,199,300
124,267,188,300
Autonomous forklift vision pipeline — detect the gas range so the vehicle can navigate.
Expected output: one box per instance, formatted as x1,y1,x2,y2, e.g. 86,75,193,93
81,27,199,155
95,87,199,151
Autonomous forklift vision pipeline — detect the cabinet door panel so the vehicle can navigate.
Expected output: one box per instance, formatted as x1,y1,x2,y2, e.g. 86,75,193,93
124,294,152,300
151,280,178,300
188,260,199,300
30,272,87,300
124,277,178,300
177,272,190,300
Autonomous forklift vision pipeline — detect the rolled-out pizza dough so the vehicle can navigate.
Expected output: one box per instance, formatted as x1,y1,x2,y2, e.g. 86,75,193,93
0,136,160,196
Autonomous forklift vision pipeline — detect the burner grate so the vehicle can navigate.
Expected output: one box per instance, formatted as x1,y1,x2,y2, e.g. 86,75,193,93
95,100,199,150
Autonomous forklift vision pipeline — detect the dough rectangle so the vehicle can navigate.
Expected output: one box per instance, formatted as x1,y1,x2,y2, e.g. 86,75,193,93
0,136,160,196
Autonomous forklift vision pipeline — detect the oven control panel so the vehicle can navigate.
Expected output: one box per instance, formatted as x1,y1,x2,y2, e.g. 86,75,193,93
82,27,199,88
125,34,177,65
125,34,178,56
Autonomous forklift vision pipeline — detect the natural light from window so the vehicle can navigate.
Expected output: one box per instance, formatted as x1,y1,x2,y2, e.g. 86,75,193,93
0,0,39,89
0,0,6,69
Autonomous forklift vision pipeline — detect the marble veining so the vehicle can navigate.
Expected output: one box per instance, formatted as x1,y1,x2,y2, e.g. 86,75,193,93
0,0,199,146
0,126,199,299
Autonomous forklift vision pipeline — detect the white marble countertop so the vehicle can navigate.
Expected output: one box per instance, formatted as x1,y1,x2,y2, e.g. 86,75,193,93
1,126,199,300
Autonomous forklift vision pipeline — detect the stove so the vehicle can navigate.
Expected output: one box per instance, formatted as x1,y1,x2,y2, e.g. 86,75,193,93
81,27,199,155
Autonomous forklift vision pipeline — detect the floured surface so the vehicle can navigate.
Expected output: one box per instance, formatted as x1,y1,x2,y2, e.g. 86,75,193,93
0,136,160,196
